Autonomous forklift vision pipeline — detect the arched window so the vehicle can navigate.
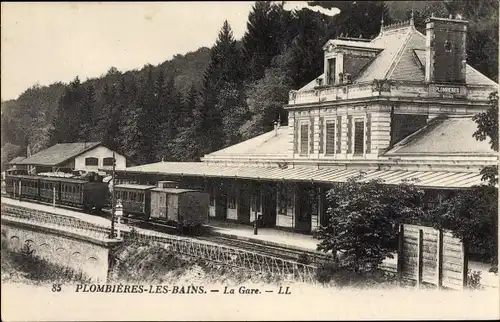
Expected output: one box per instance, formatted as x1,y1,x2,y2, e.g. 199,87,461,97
85,157,98,166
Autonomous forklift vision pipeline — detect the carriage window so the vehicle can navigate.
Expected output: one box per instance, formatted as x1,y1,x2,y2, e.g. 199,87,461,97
85,157,99,166
139,193,144,202
103,157,114,166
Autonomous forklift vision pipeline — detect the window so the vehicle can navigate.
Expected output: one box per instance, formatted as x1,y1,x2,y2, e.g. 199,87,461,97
300,123,309,155
327,58,336,85
85,157,98,166
325,121,336,155
354,119,365,155
103,157,114,166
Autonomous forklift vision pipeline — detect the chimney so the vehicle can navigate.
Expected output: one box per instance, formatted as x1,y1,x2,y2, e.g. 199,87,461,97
425,15,468,84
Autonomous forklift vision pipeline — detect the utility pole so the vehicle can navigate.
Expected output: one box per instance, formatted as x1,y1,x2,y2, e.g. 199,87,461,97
109,151,116,239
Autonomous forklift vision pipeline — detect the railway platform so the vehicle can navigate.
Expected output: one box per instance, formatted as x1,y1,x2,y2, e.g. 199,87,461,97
205,219,319,253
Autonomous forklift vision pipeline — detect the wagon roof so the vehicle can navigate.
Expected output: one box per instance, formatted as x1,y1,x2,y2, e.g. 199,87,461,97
115,184,156,190
150,187,201,194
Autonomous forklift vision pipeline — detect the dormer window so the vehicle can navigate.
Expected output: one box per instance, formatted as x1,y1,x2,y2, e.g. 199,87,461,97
327,58,336,85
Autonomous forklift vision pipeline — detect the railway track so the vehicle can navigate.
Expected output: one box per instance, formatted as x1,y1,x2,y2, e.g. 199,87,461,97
1,197,326,267
119,216,328,265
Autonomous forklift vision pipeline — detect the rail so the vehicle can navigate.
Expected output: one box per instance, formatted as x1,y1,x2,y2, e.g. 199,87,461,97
1,204,318,283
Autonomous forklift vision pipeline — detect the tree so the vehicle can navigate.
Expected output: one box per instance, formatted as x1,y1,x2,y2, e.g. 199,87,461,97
314,175,425,274
198,20,244,156
1,142,21,172
424,185,498,272
242,1,291,82
48,77,83,144
241,50,293,140
473,91,498,186
78,84,96,141
136,65,158,163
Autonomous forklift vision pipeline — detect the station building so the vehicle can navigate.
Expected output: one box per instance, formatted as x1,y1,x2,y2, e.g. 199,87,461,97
116,16,498,234
14,142,136,175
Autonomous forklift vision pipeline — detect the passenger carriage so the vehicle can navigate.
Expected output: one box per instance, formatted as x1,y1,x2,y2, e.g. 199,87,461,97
114,184,156,218
4,173,109,212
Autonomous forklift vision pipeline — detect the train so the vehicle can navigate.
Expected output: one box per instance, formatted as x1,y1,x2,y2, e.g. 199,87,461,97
3,173,209,231
115,180,209,231
4,172,109,213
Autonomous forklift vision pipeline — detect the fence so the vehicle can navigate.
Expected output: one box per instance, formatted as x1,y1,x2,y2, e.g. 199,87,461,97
1,204,317,283
1,205,110,240
123,229,317,282
397,223,468,290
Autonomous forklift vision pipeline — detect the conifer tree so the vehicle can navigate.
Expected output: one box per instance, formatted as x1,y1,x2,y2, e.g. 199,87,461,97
49,77,83,144
78,84,96,141
198,20,244,156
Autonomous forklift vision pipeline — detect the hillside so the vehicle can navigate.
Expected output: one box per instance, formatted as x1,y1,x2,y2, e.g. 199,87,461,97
0,46,211,170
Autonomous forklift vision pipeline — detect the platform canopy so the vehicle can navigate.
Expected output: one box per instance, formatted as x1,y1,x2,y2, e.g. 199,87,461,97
120,162,486,189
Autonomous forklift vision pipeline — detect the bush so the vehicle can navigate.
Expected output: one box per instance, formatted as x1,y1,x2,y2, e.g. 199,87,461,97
467,270,482,290
315,176,425,274
315,260,338,284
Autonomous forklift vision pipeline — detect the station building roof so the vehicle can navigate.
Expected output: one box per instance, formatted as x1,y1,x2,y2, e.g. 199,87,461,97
385,116,496,156
204,126,290,159
121,161,485,189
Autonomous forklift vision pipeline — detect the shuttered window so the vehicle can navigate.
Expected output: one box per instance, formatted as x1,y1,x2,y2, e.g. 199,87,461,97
354,119,365,155
336,116,342,153
325,121,336,155
309,118,315,153
366,114,371,154
318,117,324,154
347,116,353,154
293,119,299,154
300,124,309,155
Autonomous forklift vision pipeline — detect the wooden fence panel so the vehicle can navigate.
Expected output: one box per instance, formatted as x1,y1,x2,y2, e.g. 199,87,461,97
398,224,467,290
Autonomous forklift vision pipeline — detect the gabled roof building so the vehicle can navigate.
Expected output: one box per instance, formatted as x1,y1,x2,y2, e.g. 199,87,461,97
17,142,136,174
119,16,498,234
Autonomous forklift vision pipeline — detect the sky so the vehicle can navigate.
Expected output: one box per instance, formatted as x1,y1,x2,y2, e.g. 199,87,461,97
1,2,256,101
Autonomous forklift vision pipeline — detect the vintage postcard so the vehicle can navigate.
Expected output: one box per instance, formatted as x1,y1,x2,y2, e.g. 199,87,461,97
1,1,499,321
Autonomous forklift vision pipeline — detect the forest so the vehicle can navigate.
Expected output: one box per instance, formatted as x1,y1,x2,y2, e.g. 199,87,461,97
1,1,498,170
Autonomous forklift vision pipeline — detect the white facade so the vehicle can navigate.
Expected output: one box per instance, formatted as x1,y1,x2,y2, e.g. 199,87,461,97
74,146,127,172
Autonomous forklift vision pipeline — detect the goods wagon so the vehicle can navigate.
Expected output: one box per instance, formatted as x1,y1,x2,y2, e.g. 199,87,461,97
150,187,209,227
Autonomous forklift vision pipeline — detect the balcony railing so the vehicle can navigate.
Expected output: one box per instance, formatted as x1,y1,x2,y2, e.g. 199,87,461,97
288,80,494,106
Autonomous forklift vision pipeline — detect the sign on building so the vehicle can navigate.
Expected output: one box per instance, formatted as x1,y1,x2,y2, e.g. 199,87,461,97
397,224,468,290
